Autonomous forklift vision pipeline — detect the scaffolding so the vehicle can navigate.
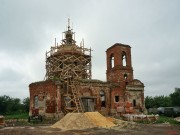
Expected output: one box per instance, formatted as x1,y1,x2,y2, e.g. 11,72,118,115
45,45,92,80
45,19,92,113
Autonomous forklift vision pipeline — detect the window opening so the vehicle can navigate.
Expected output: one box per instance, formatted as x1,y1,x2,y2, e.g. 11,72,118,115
124,74,128,80
115,96,119,102
100,91,106,107
122,52,127,66
64,97,71,108
133,99,136,107
110,54,114,68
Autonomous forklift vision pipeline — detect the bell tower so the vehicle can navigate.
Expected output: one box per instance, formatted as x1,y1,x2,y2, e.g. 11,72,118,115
106,43,134,87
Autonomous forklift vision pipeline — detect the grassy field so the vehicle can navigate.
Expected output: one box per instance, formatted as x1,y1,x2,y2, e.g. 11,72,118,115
4,112,29,120
136,115,180,125
3,113,180,126
154,115,180,125
4,113,57,126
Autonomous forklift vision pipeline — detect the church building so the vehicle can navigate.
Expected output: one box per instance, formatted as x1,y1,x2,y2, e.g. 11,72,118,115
29,20,145,119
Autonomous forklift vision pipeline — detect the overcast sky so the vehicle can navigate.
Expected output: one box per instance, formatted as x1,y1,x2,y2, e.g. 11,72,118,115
0,0,180,99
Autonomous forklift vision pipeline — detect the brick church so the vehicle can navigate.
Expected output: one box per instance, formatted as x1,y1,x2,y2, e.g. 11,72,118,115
29,20,145,119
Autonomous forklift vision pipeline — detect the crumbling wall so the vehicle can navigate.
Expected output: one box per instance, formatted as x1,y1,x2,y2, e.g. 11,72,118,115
110,87,124,109
106,43,134,83
29,79,112,117
29,80,59,118
78,80,111,115
126,79,145,113
106,43,145,115
126,91,143,110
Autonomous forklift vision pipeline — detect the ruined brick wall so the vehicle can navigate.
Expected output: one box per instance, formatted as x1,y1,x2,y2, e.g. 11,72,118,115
29,80,112,116
126,79,145,112
29,80,58,116
106,43,134,111
106,43,145,114
78,81,111,115
110,87,123,109
127,91,143,108
106,43,134,86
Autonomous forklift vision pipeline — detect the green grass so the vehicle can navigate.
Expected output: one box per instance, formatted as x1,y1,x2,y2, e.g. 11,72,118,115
154,116,180,125
136,115,180,125
4,113,57,125
5,112,29,120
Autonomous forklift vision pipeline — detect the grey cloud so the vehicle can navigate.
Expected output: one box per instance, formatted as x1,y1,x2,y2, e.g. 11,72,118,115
0,68,22,82
0,0,180,99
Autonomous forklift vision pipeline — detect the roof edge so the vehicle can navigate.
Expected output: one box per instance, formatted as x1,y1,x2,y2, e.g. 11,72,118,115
106,43,131,52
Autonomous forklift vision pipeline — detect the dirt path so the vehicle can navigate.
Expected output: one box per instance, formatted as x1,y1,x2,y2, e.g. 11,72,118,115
0,124,179,135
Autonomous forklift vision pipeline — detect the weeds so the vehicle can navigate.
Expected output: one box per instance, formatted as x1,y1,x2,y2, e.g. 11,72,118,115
154,116,180,125
137,116,180,125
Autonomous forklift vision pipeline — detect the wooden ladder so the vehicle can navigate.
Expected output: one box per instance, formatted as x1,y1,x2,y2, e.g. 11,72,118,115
70,81,84,113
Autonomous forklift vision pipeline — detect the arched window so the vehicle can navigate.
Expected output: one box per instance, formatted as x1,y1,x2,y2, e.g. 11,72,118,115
100,91,106,107
124,73,128,80
110,54,114,68
122,52,127,66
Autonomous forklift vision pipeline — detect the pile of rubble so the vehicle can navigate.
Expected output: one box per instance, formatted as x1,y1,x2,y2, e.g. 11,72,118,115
51,112,115,130
0,116,5,126
106,117,137,129
174,117,180,122
122,114,159,122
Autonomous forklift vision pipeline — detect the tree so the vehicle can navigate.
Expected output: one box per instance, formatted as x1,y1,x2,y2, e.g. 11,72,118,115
170,88,180,106
145,96,154,109
0,95,11,114
154,96,172,107
0,95,24,114
22,97,30,112
11,98,23,113
145,95,172,109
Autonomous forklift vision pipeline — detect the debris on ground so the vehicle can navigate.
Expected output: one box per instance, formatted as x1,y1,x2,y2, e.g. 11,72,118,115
122,114,159,122
51,112,115,130
109,117,137,129
174,117,180,122
0,115,5,126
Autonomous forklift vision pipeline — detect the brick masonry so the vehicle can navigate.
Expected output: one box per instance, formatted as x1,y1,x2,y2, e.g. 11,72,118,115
29,43,145,118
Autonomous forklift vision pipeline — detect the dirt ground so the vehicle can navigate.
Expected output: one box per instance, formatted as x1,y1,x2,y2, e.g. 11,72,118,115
0,124,180,135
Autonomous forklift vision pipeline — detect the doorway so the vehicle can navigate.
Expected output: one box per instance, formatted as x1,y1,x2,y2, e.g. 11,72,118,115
81,97,95,112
